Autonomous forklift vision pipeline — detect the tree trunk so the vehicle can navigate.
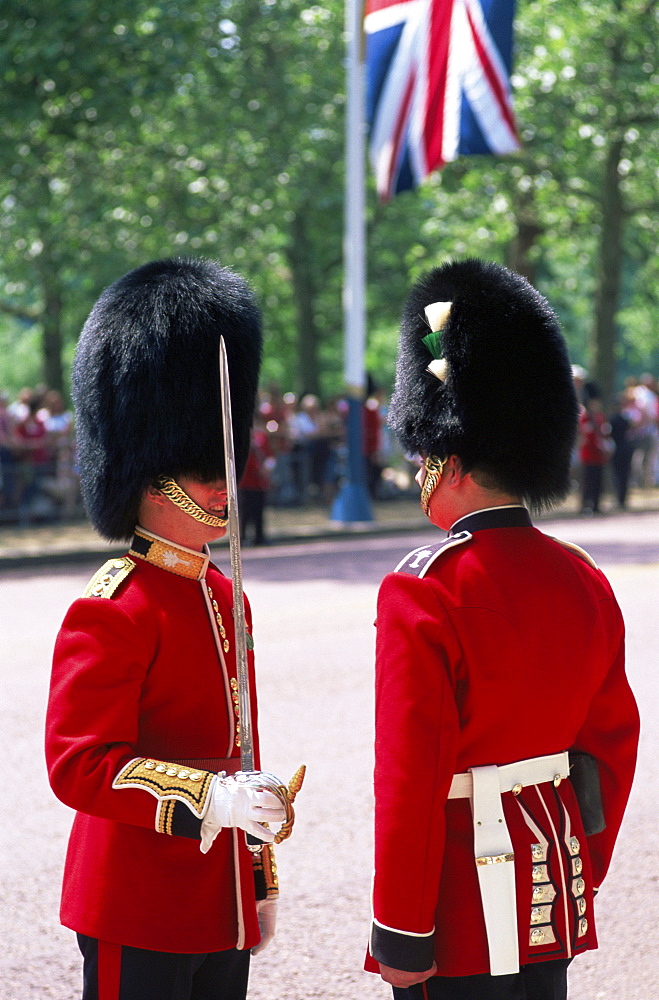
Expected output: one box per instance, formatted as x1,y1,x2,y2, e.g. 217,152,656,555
506,182,543,285
287,211,321,397
39,265,65,392
590,138,624,408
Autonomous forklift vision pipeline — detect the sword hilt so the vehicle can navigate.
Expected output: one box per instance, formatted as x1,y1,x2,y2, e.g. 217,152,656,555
273,763,306,845
236,765,307,851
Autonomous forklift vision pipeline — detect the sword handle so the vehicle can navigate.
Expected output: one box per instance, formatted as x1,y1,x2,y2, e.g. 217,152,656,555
239,765,307,852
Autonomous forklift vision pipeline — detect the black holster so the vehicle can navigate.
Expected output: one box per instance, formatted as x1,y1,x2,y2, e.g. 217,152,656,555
569,751,606,836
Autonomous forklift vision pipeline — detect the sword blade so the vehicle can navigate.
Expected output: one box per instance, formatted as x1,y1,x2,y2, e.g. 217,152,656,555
219,337,254,773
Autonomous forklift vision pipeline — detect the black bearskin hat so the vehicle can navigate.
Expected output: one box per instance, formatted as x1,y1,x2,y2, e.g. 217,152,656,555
73,257,262,541
388,259,578,510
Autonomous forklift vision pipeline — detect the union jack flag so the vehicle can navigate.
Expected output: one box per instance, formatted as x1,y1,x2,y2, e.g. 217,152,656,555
365,0,520,201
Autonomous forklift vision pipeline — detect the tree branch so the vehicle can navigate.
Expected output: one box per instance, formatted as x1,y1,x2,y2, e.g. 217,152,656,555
623,198,659,216
620,113,659,128
0,301,41,323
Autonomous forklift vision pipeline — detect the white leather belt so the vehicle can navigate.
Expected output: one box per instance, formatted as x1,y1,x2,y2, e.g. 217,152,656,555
448,751,570,976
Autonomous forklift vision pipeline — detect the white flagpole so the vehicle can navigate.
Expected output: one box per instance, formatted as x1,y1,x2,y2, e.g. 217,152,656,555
330,0,374,523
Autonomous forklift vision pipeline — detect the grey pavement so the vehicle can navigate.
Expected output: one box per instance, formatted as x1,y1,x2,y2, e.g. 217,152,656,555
1,505,658,998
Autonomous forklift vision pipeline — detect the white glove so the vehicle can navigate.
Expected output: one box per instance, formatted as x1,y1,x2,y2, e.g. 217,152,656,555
252,898,278,956
200,773,286,854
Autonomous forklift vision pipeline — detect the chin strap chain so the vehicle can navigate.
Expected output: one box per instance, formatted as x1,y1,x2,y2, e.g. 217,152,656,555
420,456,445,515
155,476,228,528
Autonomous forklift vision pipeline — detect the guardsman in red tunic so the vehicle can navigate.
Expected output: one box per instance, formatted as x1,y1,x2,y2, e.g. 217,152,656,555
46,259,288,1000
365,260,640,1000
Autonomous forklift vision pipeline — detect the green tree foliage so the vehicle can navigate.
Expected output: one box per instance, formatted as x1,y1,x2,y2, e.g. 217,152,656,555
1,2,222,389
366,0,659,400
510,0,659,401
0,0,656,402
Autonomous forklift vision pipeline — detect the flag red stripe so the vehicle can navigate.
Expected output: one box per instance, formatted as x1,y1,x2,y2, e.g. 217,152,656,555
366,0,416,13
424,0,454,173
386,70,417,200
465,3,518,138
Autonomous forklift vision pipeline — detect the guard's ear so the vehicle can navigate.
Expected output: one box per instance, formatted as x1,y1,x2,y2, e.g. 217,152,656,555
444,455,466,486
143,483,168,506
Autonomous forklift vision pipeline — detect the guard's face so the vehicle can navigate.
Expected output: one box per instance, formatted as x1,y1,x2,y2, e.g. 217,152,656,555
152,476,229,549
139,476,229,550
177,476,229,525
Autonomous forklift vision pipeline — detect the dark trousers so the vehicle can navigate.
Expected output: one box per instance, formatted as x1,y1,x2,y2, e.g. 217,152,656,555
77,934,250,1000
581,464,603,512
392,959,571,1000
239,489,266,545
611,453,633,506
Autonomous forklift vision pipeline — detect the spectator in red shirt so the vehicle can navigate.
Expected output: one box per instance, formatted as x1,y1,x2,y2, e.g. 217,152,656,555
239,414,275,546
14,395,53,519
579,382,612,515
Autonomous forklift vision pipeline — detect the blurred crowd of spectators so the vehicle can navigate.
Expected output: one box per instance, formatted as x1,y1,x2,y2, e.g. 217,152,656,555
573,370,659,515
0,385,79,524
1,372,658,529
238,385,397,532
0,381,399,528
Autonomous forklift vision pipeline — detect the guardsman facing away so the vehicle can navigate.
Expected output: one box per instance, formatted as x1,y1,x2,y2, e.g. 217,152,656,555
366,259,639,1000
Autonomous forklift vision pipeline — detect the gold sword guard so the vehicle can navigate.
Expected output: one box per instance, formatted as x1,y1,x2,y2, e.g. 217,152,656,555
273,764,307,844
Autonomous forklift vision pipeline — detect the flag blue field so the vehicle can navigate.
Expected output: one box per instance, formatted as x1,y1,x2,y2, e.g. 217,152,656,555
365,0,520,200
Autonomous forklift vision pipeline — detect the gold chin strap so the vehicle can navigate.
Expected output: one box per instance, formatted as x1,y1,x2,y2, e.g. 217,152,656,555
156,476,228,528
420,455,445,515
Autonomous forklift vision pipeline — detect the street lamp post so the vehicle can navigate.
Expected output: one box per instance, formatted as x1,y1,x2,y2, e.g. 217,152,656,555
331,0,374,524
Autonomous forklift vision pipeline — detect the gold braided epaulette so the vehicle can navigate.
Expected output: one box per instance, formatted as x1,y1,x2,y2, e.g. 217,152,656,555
83,557,136,598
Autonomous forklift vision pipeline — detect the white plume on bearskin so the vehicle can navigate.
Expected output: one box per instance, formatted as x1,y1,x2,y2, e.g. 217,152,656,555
388,259,578,510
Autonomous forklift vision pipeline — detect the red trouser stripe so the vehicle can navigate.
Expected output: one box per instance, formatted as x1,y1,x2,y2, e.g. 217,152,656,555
98,940,122,1000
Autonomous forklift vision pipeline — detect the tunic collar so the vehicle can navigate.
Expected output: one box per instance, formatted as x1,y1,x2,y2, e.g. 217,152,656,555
129,526,210,580
450,505,532,536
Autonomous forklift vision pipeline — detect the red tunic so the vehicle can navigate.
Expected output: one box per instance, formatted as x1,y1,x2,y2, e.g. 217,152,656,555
579,408,611,466
239,429,274,492
46,528,267,954
367,506,639,977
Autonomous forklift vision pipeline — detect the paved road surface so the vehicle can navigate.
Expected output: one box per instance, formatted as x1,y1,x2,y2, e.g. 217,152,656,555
1,511,657,999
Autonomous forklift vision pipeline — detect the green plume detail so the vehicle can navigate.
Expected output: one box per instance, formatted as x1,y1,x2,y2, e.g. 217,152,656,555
421,330,443,360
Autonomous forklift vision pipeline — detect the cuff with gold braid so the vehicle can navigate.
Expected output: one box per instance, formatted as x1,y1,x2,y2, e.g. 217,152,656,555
113,757,217,840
